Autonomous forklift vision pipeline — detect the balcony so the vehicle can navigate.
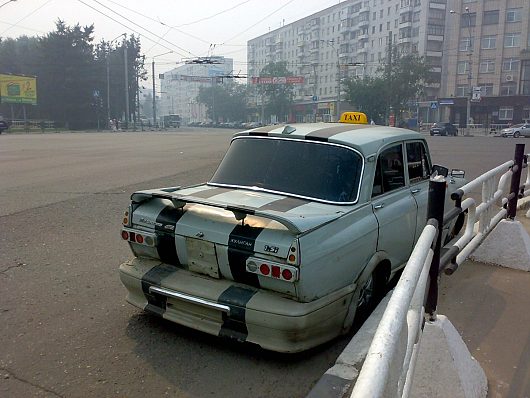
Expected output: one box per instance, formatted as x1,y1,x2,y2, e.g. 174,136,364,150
358,19,370,28
427,34,444,41
357,46,368,55
358,33,369,40
426,50,442,57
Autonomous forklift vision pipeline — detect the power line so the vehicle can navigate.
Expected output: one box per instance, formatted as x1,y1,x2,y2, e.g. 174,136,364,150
0,19,47,35
88,0,197,58
0,0,53,36
221,0,298,45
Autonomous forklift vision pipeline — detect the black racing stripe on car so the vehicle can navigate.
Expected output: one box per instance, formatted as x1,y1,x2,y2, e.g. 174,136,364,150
227,224,263,288
155,206,183,266
248,132,269,136
258,196,309,212
141,263,177,316
188,187,233,199
305,124,374,139
248,125,281,133
218,285,258,341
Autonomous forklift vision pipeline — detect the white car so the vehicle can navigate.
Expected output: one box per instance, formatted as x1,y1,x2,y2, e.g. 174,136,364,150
118,112,465,352
499,123,530,138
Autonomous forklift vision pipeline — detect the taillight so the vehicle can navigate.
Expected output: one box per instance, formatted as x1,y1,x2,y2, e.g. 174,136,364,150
287,239,300,265
121,228,156,247
122,205,132,227
246,258,298,282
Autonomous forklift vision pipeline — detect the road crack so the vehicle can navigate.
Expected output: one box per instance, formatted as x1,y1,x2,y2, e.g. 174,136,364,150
1,367,64,398
0,262,26,275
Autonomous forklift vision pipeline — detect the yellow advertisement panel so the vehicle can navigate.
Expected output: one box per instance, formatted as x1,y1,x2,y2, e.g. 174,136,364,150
0,74,37,105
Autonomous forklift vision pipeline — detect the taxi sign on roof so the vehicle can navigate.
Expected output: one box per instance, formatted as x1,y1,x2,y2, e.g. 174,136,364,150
339,112,368,124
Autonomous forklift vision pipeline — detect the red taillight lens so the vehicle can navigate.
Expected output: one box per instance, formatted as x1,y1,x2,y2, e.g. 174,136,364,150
271,265,281,278
135,234,144,244
121,230,129,240
260,264,270,275
282,269,293,281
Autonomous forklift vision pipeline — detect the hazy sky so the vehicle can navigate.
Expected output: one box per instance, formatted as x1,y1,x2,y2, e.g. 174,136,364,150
1,0,343,75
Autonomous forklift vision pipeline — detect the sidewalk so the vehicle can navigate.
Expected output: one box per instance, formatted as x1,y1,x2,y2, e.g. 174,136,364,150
439,215,530,398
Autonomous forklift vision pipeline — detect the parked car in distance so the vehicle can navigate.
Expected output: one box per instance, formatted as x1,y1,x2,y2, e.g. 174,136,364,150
118,112,466,353
498,123,530,138
430,122,458,136
0,119,10,134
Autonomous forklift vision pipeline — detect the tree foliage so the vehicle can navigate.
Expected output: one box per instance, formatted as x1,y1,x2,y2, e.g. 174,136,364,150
258,62,294,122
344,47,430,123
197,80,249,122
0,20,145,129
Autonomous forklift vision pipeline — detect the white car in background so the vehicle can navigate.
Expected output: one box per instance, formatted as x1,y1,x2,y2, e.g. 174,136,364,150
499,123,530,138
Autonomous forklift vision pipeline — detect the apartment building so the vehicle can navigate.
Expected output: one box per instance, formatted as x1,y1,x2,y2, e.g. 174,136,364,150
441,0,530,125
247,0,530,125
248,0,447,123
159,57,233,124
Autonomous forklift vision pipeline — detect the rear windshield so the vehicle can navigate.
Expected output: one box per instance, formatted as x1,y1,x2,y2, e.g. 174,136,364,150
210,137,363,203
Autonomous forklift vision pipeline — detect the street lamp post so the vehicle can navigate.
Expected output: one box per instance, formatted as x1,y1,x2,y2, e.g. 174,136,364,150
450,7,473,134
151,51,173,128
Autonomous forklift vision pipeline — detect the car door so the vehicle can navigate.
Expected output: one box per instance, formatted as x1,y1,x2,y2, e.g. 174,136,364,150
371,143,417,268
405,140,432,242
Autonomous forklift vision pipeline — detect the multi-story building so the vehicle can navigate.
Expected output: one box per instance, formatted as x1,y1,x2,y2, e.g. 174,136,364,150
159,56,233,124
247,0,530,126
248,0,447,123
441,0,530,126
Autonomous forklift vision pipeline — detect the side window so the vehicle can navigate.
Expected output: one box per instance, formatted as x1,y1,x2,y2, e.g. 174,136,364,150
372,144,405,197
406,141,431,184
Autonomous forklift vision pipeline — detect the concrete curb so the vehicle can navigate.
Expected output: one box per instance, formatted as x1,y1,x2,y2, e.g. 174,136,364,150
306,294,391,398
411,315,488,398
470,219,530,271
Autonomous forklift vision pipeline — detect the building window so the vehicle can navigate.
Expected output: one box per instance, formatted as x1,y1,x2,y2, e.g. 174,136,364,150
481,36,496,49
457,61,470,74
506,8,522,23
523,107,530,121
456,85,467,97
500,84,517,96
502,58,520,72
483,10,499,25
461,13,477,27
459,38,474,52
504,33,521,48
479,83,494,96
499,107,514,120
479,60,495,73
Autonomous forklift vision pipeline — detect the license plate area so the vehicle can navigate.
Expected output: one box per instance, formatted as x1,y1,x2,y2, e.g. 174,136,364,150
186,238,220,278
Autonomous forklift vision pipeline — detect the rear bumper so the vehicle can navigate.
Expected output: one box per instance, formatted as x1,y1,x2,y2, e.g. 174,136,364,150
119,257,354,353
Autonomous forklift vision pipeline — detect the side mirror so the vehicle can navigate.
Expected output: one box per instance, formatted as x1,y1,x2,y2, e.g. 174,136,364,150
451,169,465,178
432,164,449,178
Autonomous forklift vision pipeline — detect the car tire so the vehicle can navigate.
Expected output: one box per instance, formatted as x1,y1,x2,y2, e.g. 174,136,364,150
514,131,520,138
356,266,386,314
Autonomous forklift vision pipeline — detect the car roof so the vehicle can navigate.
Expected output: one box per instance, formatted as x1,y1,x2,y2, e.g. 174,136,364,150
234,123,423,156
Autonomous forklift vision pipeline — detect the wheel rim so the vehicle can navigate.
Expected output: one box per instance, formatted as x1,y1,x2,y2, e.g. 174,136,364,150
515,132,520,138
358,275,374,308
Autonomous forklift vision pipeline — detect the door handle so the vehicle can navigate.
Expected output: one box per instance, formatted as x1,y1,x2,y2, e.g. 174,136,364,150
411,189,421,194
374,204,385,209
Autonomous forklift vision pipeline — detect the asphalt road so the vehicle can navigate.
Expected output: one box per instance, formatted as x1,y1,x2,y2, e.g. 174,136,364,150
0,128,528,398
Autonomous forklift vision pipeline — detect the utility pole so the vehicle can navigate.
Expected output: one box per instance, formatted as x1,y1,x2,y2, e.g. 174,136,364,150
123,39,129,130
152,60,156,127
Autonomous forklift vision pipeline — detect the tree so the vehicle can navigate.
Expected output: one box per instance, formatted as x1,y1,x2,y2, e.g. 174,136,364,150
197,80,249,123
343,47,430,123
342,76,387,124
258,62,294,122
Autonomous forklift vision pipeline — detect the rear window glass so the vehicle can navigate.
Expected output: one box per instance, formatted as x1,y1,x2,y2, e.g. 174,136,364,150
210,137,363,203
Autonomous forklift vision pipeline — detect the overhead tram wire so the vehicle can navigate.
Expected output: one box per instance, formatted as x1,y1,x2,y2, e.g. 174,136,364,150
0,0,53,36
87,0,198,59
97,0,248,56
221,0,298,45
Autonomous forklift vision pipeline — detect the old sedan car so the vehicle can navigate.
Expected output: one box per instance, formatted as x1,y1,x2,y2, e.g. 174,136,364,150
119,112,465,353
430,122,458,136
499,123,530,138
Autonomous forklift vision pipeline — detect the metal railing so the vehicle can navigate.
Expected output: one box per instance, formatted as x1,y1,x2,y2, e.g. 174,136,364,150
351,143,529,398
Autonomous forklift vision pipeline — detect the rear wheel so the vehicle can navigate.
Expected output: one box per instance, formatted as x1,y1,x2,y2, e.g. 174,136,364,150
357,266,386,314
514,131,520,138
